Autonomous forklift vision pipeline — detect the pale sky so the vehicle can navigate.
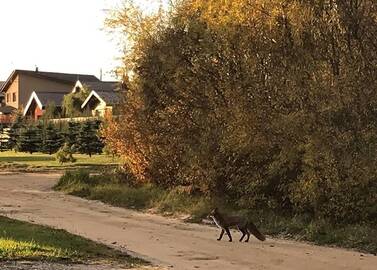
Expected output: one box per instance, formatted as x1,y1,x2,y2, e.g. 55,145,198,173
0,0,164,82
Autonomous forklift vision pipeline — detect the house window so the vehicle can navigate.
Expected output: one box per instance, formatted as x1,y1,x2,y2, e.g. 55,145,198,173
12,93,16,102
6,93,10,103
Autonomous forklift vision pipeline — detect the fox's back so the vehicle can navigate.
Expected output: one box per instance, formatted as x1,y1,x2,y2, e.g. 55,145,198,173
213,213,247,228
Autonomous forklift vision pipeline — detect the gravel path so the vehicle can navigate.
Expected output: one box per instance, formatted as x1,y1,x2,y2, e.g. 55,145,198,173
0,172,376,270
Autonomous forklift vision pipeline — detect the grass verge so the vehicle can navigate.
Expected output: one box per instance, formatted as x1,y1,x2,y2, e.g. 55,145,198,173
0,216,144,266
54,170,377,255
0,151,119,172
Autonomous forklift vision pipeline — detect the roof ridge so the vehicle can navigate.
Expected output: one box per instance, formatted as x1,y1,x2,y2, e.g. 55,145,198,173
33,90,70,94
16,69,98,77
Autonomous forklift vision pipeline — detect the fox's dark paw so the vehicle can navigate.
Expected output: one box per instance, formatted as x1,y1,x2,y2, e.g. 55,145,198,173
229,240,232,242
217,238,221,241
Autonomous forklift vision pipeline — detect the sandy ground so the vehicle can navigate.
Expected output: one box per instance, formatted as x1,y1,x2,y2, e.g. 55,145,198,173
0,172,375,270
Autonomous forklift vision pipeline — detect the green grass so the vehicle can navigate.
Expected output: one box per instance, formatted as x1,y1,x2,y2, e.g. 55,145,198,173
54,170,377,255
252,211,377,255
0,216,144,266
54,170,212,219
0,151,119,172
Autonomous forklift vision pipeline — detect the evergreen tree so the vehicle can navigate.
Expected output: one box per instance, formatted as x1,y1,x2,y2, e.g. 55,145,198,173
77,121,104,157
64,121,80,151
7,115,24,150
42,123,63,155
17,125,42,154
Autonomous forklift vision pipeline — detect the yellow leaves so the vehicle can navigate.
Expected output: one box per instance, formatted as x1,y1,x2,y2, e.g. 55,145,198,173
176,0,321,51
187,0,266,27
185,0,314,32
105,0,168,75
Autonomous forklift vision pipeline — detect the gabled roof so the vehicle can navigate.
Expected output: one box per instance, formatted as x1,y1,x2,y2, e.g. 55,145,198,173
81,90,120,109
23,91,66,116
1,70,100,93
84,81,120,92
73,80,120,93
0,81,4,90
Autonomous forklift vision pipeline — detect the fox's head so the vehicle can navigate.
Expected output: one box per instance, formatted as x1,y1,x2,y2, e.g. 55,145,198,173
208,207,219,219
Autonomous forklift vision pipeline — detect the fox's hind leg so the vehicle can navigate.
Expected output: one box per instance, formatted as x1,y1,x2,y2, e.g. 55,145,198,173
217,229,225,241
225,228,232,242
239,227,247,242
245,229,251,242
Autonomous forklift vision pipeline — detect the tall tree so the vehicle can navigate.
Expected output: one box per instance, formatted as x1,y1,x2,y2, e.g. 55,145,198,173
64,121,81,151
103,0,377,223
62,86,89,117
7,114,25,151
42,122,63,155
17,125,42,154
77,121,104,157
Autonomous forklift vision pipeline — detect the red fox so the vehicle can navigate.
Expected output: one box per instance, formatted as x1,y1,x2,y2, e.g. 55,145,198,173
208,208,266,242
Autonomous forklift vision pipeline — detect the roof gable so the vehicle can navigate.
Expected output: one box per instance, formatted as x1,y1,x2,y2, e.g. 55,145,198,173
81,90,120,109
23,91,66,116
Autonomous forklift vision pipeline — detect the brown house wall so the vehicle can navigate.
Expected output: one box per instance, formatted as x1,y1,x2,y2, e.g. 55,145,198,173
18,74,72,110
4,75,20,109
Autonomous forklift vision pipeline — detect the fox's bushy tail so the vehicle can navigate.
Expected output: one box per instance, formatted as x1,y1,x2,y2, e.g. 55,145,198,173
248,222,266,241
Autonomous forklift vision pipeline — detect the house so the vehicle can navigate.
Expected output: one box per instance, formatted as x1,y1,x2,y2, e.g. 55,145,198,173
23,91,66,120
0,69,100,112
81,90,120,117
0,105,15,124
72,80,120,94
0,81,5,104
76,80,121,117
0,81,15,124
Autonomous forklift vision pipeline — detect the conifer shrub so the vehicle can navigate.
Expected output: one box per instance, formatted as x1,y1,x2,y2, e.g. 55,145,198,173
55,143,76,164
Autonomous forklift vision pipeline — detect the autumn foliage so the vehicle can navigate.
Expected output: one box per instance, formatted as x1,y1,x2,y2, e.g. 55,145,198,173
103,0,377,224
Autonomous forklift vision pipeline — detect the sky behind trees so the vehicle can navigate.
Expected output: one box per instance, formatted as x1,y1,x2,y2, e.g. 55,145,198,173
0,0,163,81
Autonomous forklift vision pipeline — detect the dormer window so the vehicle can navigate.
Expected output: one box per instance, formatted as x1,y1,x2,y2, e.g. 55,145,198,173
75,86,81,92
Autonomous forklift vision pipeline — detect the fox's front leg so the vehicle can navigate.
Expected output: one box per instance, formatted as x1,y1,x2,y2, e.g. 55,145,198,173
217,229,225,241
225,228,232,242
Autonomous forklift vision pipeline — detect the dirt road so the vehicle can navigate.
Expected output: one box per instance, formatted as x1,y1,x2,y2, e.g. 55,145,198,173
0,173,375,270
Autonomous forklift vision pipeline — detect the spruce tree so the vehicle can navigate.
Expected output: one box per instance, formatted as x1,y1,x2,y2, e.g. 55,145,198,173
17,125,42,154
42,123,63,155
64,121,80,151
7,115,24,150
77,121,104,157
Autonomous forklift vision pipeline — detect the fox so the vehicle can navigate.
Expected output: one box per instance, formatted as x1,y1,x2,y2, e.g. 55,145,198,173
208,208,266,242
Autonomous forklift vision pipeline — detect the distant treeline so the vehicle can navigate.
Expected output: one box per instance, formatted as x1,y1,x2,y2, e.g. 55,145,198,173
0,116,104,156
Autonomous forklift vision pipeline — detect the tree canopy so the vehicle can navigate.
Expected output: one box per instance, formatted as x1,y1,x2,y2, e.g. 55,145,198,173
103,0,377,224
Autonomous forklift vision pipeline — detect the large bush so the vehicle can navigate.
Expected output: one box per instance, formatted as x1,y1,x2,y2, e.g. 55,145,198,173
103,0,377,224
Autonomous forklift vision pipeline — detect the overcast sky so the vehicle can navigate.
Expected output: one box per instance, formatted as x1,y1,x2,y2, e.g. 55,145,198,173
0,0,163,81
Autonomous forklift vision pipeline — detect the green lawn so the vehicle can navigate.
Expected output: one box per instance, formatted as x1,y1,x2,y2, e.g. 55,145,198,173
0,151,119,172
0,216,143,266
